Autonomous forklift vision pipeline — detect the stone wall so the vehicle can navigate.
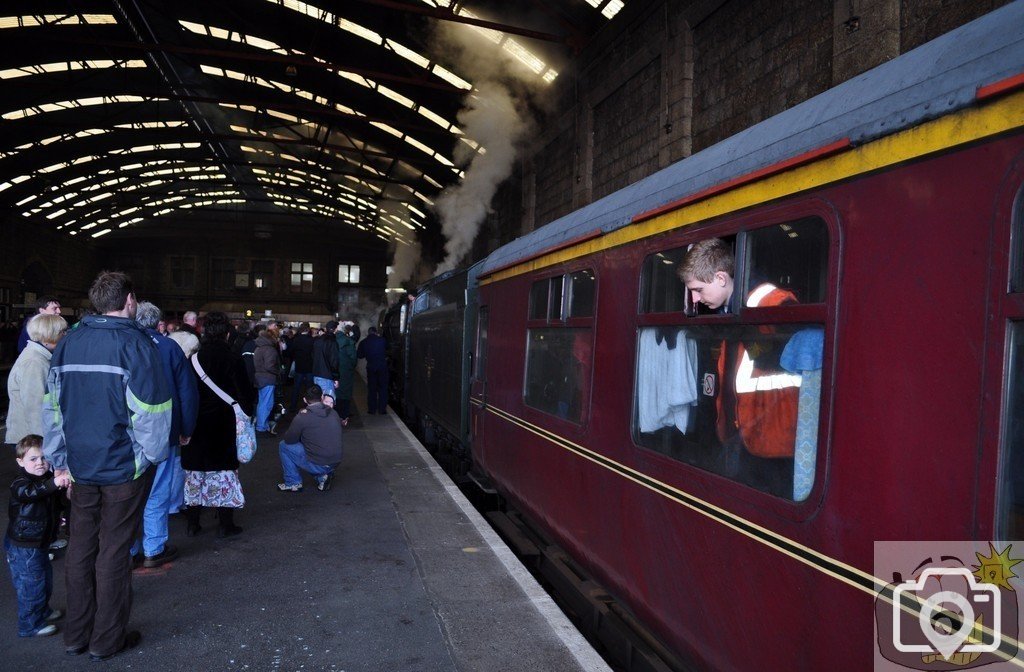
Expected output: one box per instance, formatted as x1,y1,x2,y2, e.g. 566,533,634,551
469,0,1008,263
692,0,832,153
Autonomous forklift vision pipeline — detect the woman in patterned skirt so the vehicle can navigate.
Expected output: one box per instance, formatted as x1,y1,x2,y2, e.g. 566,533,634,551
182,311,255,538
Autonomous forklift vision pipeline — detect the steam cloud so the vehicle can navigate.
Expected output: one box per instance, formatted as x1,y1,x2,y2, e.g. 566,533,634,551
434,83,529,274
430,17,545,275
387,239,422,289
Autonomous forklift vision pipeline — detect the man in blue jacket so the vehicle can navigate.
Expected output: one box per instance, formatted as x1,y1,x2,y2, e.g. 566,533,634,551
357,326,388,414
43,271,171,661
131,301,198,569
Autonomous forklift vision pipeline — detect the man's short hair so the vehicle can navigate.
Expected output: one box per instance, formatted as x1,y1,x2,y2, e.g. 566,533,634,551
89,271,134,314
298,322,310,334
27,314,67,345
305,384,324,403
16,434,43,459
35,295,59,312
325,320,339,332
202,311,230,341
135,301,162,329
677,238,735,283
368,326,378,335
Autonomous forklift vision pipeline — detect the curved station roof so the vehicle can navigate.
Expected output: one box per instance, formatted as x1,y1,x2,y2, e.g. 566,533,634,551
0,0,624,249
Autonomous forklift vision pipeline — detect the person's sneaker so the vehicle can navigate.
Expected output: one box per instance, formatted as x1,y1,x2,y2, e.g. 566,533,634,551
49,538,68,551
46,609,63,622
277,483,302,492
33,624,58,637
143,544,178,568
316,473,333,492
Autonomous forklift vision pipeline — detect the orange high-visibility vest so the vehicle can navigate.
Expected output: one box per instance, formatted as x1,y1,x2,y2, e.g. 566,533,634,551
716,283,800,458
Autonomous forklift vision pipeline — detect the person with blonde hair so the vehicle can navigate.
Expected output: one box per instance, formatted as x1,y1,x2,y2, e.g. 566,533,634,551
6,314,68,447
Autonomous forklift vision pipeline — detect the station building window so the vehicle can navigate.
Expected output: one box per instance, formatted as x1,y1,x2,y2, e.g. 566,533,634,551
633,217,829,501
169,256,195,291
524,269,596,424
211,258,235,291
290,261,313,293
252,259,274,290
338,264,361,284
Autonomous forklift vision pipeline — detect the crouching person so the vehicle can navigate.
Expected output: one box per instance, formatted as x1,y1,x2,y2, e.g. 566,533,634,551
277,385,342,493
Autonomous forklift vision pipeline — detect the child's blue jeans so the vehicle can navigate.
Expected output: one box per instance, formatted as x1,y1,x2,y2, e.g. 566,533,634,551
3,537,53,636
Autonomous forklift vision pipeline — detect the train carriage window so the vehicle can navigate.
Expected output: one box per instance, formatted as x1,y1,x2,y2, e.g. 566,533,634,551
549,276,565,320
475,307,489,382
1012,189,1024,293
524,268,596,423
569,270,596,317
744,218,828,304
525,328,591,423
529,280,548,320
641,249,689,314
999,323,1024,537
634,219,829,501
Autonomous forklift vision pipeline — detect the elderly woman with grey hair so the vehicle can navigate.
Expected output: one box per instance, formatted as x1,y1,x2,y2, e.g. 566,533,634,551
131,302,198,564
5,314,67,447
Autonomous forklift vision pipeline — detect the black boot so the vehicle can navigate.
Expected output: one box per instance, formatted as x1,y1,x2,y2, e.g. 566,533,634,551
217,508,243,538
185,506,202,537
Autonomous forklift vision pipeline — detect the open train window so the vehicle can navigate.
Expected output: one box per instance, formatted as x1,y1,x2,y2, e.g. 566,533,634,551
525,269,596,424
633,218,829,501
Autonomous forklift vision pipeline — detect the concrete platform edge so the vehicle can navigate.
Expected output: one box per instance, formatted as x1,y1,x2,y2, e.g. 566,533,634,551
383,409,612,672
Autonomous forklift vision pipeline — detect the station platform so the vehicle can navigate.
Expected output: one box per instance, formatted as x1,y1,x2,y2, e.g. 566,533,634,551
0,379,609,671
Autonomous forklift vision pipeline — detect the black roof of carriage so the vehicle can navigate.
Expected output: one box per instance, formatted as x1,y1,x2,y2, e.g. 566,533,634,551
478,0,1024,278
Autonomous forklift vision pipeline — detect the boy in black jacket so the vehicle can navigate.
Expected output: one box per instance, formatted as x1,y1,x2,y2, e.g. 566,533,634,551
5,434,69,637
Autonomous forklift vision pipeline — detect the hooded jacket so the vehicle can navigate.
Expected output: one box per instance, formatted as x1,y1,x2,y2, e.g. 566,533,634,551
42,314,172,486
253,334,280,388
282,402,343,466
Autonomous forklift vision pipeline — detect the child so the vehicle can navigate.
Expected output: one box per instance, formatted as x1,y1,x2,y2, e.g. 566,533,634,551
5,434,69,637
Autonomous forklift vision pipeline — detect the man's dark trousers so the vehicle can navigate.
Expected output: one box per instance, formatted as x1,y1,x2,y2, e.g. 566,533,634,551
64,470,152,656
367,367,388,413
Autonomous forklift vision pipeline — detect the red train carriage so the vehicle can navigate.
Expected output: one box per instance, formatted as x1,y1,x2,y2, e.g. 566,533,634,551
464,5,1024,670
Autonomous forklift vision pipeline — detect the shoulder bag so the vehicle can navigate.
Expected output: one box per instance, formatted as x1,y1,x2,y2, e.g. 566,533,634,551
192,356,258,464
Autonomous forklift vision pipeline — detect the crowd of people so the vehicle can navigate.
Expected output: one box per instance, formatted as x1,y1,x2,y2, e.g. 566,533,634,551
3,270,388,660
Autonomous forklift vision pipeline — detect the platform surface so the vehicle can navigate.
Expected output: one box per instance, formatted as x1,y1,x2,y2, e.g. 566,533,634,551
0,380,609,671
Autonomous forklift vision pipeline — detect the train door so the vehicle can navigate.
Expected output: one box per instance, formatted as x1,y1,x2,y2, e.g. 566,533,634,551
470,306,489,444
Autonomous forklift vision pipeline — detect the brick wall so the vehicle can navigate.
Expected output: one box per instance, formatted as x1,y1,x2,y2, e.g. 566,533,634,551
692,0,833,153
592,56,663,200
899,0,1014,52
534,127,576,226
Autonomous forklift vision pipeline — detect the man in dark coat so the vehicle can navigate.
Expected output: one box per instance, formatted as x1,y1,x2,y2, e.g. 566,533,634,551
357,327,388,414
42,271,170,661
288,323,315,413
312,321,340,401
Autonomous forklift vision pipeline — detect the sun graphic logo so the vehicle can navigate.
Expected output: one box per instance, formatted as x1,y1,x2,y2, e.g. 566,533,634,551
874,542,1023,670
